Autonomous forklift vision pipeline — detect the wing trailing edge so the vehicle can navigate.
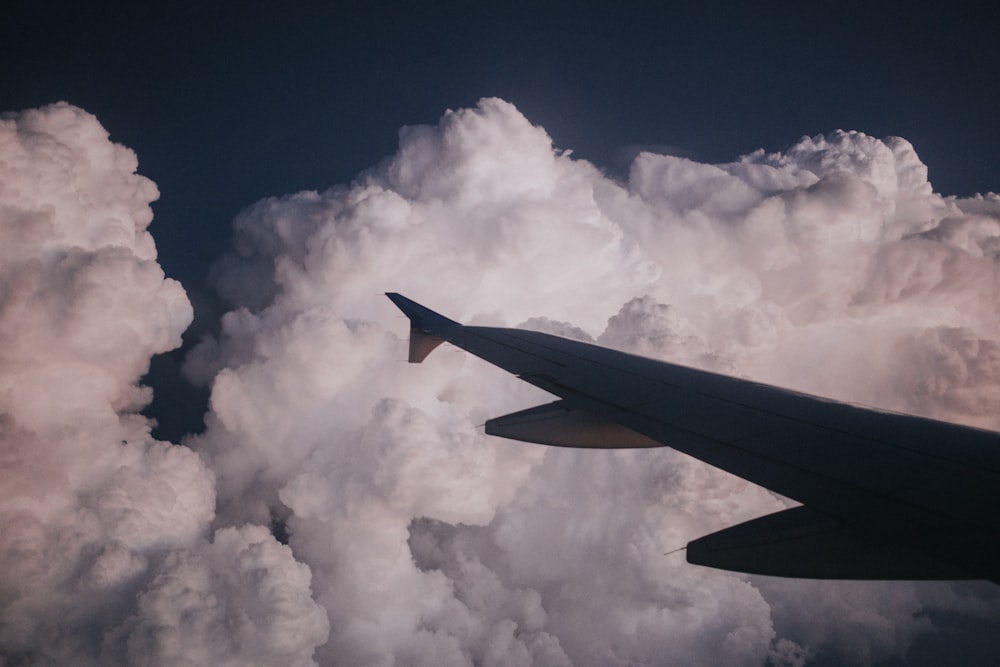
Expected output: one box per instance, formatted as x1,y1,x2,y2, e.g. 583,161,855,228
688,506,975,580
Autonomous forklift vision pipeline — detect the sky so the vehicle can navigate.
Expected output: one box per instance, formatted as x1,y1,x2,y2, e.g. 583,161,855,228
2,2,1000,666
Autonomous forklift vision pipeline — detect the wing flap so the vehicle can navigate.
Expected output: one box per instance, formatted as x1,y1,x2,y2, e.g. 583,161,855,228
485,400,661,448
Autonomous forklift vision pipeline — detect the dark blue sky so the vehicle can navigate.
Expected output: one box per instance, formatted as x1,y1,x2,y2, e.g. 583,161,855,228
4,1,998,292
3,1,999,442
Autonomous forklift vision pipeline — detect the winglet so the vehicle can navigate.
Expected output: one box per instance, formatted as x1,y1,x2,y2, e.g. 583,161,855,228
385,293,461,363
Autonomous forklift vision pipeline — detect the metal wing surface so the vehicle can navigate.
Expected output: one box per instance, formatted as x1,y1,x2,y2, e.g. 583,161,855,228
386,293,1000,581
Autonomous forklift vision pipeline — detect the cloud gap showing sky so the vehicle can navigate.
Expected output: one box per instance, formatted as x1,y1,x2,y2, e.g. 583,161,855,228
2,98,1000,665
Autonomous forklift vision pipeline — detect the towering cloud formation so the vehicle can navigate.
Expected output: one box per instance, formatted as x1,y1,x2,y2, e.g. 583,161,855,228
0,104,327,666
4,98,999,665
184,98,1000,665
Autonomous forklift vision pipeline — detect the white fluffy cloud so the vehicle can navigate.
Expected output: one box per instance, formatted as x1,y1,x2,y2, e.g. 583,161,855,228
119,524,329,667
0,104,326,666
182,98,1000,665
4,98,999,665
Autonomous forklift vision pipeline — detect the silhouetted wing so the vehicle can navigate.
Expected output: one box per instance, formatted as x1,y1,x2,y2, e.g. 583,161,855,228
386,293,1000,581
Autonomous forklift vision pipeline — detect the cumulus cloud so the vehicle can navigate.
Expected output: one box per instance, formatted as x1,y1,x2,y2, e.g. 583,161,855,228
118,524,328,666
179,97,1000,665
5,98,1000,665
0,104,326,665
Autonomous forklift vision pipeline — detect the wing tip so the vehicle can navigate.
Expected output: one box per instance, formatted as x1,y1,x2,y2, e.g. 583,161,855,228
385,293,460,332
385,293,460,363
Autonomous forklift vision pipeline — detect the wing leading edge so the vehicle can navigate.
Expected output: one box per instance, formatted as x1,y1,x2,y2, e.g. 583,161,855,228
386,293,1000,581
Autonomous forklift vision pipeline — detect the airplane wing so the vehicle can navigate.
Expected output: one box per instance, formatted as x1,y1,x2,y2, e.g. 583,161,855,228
386,293,1000,581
